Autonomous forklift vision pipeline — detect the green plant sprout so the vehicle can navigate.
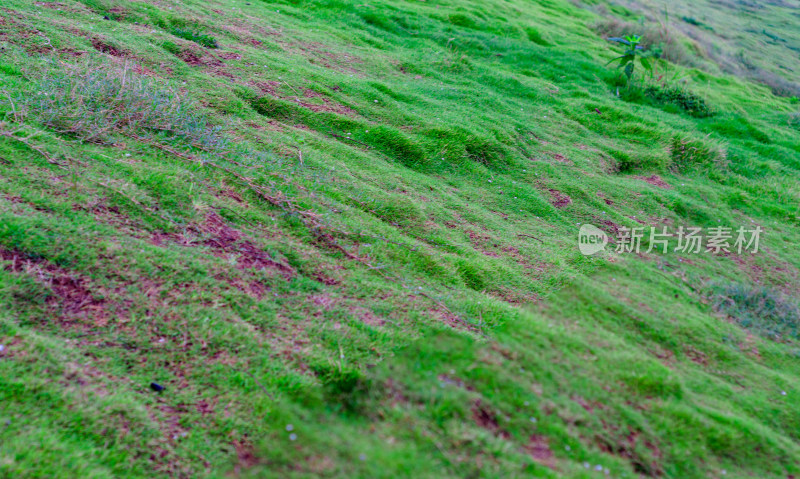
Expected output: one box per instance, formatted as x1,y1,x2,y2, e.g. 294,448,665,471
607,34,653,85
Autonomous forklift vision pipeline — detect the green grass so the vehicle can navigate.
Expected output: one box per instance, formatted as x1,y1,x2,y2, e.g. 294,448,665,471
1,0,800,477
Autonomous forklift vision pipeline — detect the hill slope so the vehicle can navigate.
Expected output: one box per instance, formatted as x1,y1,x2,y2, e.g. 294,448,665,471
2,0,800,477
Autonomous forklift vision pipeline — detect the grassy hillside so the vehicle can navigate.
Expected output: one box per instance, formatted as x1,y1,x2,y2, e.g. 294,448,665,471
1,0,800,477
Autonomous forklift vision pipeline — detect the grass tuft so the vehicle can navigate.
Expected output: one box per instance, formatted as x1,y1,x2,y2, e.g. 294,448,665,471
668,134,727,172
6,59,226,150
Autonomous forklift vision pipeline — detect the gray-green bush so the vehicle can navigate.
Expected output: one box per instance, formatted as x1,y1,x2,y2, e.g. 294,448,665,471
6,59,226,151
708,282,800,340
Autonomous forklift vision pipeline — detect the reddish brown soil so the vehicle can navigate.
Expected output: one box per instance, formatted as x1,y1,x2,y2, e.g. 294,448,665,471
548,188,572,208
91,38,125,57
524,435,557,470
637,175,671,189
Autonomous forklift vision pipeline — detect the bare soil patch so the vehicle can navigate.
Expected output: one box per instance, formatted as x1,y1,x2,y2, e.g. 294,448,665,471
636,175,671,189
523,434,557,470
472,399,510,439
151,213,295,280
91,38,126,57
547,189,572,208
0,248,120,328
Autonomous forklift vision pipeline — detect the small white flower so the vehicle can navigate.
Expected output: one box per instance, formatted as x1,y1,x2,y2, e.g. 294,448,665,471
286,424,294,431
289,433,297,441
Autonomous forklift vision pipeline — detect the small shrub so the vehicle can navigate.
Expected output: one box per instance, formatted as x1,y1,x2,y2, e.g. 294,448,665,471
708,283,800,341
641,84,713,117
169,27,218,49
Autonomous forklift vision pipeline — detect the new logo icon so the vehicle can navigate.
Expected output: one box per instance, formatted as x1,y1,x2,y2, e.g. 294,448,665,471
578,224,608,256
